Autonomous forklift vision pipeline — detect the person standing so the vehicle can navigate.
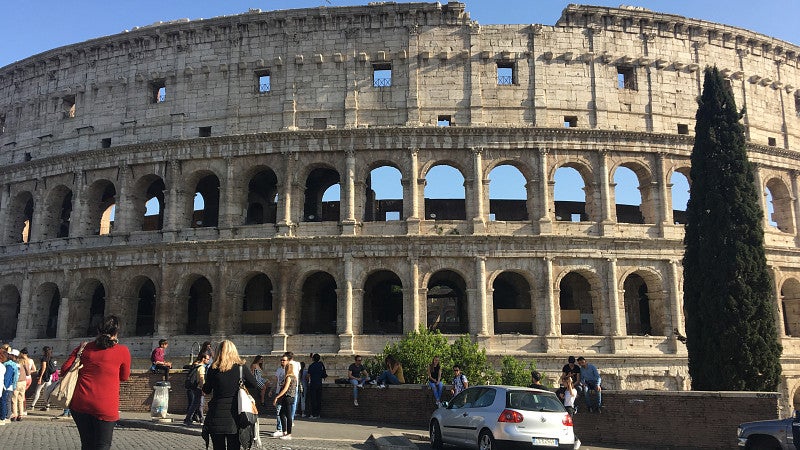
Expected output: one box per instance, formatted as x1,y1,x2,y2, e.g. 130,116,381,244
64,315,131,450
183,353,209,427
249,355,269,406
0,349,6,424
202,340,258,450
19,348,35,414
11,349,29,420
273,355,297,440
450,365,468,396
576,356,602,412
562,375,578,416
347,355,369,407
305,353,326,419
2,349,19,422
30,346,55,410
427,356,444,406
150,339,172,381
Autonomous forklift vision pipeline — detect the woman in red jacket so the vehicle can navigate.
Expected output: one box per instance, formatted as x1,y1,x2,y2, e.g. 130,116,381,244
61,315,131,450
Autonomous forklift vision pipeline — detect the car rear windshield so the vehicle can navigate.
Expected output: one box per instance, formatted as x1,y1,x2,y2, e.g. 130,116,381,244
506,390,566,412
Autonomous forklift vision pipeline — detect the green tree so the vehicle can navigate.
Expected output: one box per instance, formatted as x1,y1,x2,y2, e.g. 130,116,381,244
383,325,451,383
500,356,534,386
683,66,782,391
449,335,498,385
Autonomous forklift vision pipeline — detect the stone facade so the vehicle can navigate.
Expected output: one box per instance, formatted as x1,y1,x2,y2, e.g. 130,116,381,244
1,2,800,410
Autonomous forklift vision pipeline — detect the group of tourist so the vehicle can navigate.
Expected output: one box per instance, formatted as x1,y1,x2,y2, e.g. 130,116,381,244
550,355,602,414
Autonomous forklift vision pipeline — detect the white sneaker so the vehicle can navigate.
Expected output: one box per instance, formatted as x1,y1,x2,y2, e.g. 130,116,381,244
378,384,386,389
368,380,377,385
279,435,292,440
272,431,285,437
353,399,359,406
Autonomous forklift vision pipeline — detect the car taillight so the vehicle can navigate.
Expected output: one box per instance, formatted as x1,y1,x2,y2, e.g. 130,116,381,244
497,409,524,423
562,413,573,427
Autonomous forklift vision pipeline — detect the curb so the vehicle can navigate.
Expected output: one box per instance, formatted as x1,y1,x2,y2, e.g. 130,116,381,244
370,432,420,450
118,418,202,436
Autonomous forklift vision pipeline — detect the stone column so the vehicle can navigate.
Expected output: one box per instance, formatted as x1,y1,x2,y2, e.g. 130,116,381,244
752,163,769,229
475,257,489,336
113,164,132,234
669,259,686,354
56,297,70,339
272,262,290,354
656,152,672,234
72,171,88,237
406,27,421,125
467,24,484,125
471,147,486,234
598,150,615,236
791,170,800,246
535,148,553,234
339,254,355,353
28,186,45,242
341,149,358,235
405,257,421,333
165,161,181,234
0,183,11,244
406,148,421,234
607,258,623,337
218,157,238,234
770,266,787,338
15,275,33,340
277,149,295,236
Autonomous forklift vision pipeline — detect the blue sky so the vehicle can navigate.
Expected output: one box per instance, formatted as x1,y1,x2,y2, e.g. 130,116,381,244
3,1,794,213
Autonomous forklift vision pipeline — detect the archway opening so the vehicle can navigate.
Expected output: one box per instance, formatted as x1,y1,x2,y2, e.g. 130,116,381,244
559,272,596,335
304,168,340,222
427,270,467,333
671,169,690,224
86,180,116,235
245,169,278,225
364,166,403,222
424,165,466,220
192,175,220,228
363,270,403,334
135,279,157,336
243,273,273,334
488,165,528,221
492,272,532,334
766,178,794,233
782,278,800,337
0,285,20,341
554,166,589,222
187,277,213,334
624,274,651,335
613,166,644,224
300,272,337,334
143,178,166,231
5,192,34,244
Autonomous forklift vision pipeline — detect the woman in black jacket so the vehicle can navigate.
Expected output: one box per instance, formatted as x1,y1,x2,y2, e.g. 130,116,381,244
202,340,258,449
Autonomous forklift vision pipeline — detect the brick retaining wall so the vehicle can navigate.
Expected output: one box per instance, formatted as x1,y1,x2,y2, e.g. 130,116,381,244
27,371,781,449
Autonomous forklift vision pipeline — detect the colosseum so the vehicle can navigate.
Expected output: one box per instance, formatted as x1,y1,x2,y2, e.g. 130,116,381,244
1,1,799,406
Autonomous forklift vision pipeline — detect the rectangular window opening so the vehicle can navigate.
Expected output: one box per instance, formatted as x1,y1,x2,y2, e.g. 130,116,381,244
199,126,212,137
571,213,581,222
150,80,166,103
385,211,400,221
437,115,451,127
677,124,689,135
101,138,112,148
768,137,777,147
488,213,496,221
564,116,578,128
373,63,392,87
795,95,800,117
617,66,636,90
497,62,515,85
256,70,271,93
62,95,76,119
313,118,327,130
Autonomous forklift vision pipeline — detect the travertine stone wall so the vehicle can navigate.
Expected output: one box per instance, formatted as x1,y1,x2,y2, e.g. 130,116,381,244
1,2,800,410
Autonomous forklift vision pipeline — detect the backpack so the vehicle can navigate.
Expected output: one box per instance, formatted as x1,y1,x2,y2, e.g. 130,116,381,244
184,364,201,390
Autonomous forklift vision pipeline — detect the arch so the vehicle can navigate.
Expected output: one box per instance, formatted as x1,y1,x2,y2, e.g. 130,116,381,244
245,168,278,225
32,282,62,339
364,165,403,222
40,185,73,240
553,163,595,222
299,271,337,333
303,167,340,222
192,174,220,228
71,279,106,337
612,164,644,224
558,270,602,335
242,273,273,334
424,164,466,220
621,269,667,336
670,168,691,225
84,179,116,235
427,270,468,333
4,191,34,244
187,276,213,334
492,271,533,334
765,177,794,233
134,277,157,336
0,285,21,341
132,174,166,232
781,278,800,336
488,164,529,221
362,270,403,334
793,385,800,411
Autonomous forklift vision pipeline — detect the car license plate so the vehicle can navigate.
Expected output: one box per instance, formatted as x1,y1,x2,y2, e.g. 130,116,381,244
531,437,558,447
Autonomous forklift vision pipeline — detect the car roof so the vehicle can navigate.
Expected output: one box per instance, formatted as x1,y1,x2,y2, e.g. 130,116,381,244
471,385,556,394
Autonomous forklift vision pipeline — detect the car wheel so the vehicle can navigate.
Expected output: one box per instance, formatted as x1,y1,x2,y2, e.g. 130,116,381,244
745,436,782,450
430,420,443,449
478,429,495,450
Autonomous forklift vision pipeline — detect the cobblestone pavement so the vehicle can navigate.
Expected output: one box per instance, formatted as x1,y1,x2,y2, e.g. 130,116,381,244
0,420,376,449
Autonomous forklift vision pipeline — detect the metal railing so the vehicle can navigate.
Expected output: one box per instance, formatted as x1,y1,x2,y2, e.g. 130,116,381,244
497,75,514,85
373,77,392,87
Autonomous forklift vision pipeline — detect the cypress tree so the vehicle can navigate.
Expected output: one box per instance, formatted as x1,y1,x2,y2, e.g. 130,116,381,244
682,66,782,391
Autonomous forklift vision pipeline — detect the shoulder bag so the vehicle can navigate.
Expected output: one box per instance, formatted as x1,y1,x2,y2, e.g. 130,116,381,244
237,365,258,428
52,341,88,407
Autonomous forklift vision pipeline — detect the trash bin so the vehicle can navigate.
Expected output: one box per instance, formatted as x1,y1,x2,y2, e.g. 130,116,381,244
151,381,171,418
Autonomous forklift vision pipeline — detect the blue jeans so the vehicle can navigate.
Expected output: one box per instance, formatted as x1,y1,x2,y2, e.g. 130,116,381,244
350,378,367,400
183,388,202,424
275,392,298,431
376,371,400,385
580,382,602,410
428,381,444,402
0,390,10,420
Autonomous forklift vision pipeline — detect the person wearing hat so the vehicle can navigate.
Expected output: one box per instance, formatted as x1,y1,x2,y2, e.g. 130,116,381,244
2,349,19,422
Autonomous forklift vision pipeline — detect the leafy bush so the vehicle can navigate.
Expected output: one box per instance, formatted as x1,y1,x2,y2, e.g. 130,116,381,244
382,326,451,384
449,335,498,386
500,355,537,387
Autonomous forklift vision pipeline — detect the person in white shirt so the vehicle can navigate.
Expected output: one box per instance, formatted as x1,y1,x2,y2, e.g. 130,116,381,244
562,375,577,416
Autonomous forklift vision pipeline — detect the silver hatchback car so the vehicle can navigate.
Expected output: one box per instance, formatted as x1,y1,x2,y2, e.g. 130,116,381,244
429,385,579,450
